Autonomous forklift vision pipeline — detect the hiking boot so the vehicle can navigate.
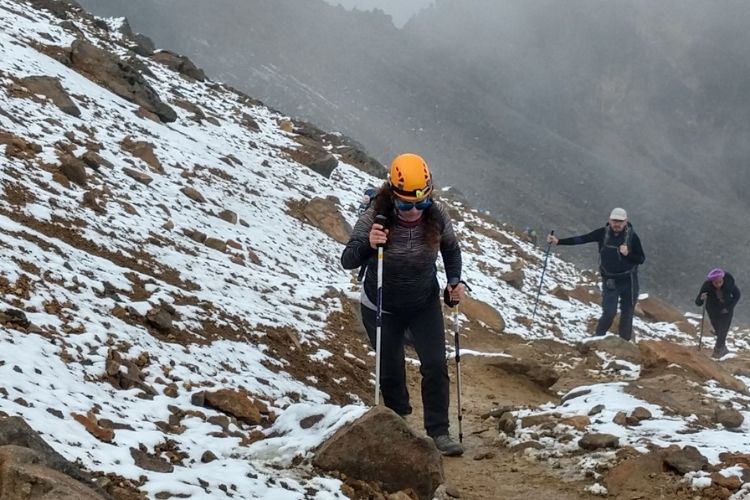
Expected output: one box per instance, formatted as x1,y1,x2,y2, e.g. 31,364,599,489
432,435,463,457
712,346,730,359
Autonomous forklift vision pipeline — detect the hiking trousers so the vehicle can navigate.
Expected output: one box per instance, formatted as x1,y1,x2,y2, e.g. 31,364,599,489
596,273,639,341
360,298,450,437
709,312,733,350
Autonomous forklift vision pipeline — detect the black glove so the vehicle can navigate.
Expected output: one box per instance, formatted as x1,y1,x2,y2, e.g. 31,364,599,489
443,280,471,308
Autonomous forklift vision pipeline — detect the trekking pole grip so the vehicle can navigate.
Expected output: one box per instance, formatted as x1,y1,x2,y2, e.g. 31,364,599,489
374,214,388,248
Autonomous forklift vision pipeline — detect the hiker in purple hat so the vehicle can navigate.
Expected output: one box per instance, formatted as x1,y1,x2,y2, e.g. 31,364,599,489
695,268,741,358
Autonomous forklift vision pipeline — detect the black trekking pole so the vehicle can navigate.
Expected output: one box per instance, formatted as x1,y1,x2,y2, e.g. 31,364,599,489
445,282,470,443
697,298,706,351
453,305,463,443
532,230,554,322
374,214,387,405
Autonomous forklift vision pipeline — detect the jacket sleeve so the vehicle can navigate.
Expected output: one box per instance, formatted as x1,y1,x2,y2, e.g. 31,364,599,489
557,227,603,246
728,283,741,309
695,281,711,306
438,204,462,283
341,207,376,270
626,233,646,265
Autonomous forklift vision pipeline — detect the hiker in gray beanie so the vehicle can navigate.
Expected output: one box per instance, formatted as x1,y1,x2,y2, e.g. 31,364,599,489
548,208,645,341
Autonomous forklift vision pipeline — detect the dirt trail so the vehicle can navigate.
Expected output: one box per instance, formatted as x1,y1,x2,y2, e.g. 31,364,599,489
403,325,603,500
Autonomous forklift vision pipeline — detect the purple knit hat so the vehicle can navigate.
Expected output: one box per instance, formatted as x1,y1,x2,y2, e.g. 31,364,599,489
707,268,725,281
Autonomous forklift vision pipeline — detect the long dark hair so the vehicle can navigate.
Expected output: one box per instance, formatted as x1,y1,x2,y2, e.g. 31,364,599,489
373,182,442,249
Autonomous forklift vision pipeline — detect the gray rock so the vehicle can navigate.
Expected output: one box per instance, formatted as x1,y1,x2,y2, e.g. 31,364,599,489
578,433,619,450
663,445,708,474
715,407,744,429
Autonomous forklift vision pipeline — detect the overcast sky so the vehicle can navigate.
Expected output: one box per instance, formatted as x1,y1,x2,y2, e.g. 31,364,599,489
322,0,435,27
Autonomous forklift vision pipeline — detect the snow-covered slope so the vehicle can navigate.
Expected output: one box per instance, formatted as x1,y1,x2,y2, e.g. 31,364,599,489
1,1,748,499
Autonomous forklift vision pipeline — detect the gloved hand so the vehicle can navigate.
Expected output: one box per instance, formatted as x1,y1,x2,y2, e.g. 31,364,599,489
444,281,469,307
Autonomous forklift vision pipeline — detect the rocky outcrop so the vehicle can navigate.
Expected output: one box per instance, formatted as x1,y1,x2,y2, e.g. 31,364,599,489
313,407,443,500
302,197,352,245
69,40,176,123
151,50,206,81
20,76,80,117
0,417,105,497
639,341,747,393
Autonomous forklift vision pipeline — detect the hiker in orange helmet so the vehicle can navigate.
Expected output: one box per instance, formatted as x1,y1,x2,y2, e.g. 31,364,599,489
341,153,466,456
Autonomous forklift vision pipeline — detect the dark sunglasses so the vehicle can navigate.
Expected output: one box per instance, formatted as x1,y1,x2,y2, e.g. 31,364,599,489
395,197,433,211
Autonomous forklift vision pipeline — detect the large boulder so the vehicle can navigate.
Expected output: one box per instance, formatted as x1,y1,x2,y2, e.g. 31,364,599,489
302,197,352,245
639,341,747,393
459,296,505,333
636,295,686,324
0,417,102,494
151,50,206,81
313,407,443,500
20,76,80,117
604,450,668,497
577,334,641,363
0,446,105,499
69,40,176,123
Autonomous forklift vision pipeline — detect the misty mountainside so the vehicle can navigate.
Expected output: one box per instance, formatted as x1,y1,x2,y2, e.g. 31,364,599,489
7,1,750,499
77,0,750,319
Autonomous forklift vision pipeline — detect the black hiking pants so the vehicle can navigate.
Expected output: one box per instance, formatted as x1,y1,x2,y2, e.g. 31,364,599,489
360,298,450,438
596,273,638,341
709,311,733,350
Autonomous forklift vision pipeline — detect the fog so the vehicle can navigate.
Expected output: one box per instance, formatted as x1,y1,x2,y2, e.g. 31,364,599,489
78,0,750,322
321,0,434,27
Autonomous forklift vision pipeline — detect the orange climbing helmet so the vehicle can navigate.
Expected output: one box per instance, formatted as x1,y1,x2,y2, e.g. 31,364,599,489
388,153,433,201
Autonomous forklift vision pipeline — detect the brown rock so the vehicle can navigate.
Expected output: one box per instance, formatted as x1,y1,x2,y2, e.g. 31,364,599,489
302,197,352,244
201,450,218,463
578,433,619,450
631,406,652,421
80,150,111,170
559,415,590,431
636,295,686,324
604,450,668,496
20,75,80,116
711,472,742,490
497,412,516,434
69,40,176,122
129,447,174,473
123,167,153,185
201,389,263,425
715,407,744,429
72,413,114,443
313,407,443,500
151,50,206,81
639,341,747,393
612,411,628,426
459,296,505,332
578,335,641,363
0,446,105,499
181,186,206,203
663,446,708,474
121,137,163,173
500,269,524,290
217,209,238,224
59,155,87,186
0,416,94,486
204,238,227,253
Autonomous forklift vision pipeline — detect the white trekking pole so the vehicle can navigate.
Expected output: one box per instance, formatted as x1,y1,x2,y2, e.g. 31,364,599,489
374,214,387,405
